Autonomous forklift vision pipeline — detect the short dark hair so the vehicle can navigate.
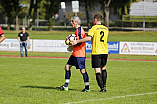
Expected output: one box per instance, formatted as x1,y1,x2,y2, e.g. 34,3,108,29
94,14,102,21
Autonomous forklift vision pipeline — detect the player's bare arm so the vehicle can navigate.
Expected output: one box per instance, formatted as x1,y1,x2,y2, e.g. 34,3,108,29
27,36,29,44
18,37,21,43
0,34,5,43
71,36,91,45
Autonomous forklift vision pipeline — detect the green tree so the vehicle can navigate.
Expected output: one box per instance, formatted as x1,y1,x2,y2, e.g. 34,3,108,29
27,0,34,30
39,0,47,19
98,0,140,27
81,0,98,29
0,0,26,30
110,0,140,17
99,0,111,27
64,11,85,25
0,0,15,30
12,0,21,31
26,0,60,31
0,5,5,24
30,0,42,30
44,0,59,31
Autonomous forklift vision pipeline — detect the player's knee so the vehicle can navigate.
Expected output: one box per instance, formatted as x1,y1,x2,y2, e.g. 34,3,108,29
65,68,70,71
95,68,101,73
101,66,106,70
80,69,86,74
65,65,70,71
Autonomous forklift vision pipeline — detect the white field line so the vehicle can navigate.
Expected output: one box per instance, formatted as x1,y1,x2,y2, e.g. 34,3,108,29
64,92,157,104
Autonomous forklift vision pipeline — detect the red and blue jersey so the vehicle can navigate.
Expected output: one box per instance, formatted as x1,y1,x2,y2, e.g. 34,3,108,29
72,27,86,57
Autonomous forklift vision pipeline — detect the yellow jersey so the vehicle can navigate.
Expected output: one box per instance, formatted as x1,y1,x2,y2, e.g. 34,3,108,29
88,25,109,54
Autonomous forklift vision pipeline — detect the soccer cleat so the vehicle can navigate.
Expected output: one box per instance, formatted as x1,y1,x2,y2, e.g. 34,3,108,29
56,85,68,91
81,89,90,92
100,87,107,93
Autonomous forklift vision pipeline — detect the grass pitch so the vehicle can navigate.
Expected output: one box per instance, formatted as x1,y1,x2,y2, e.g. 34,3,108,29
1,30,157,103
0,56,156,104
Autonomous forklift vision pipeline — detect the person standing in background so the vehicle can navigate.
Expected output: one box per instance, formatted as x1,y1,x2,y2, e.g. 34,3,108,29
18,27,29,57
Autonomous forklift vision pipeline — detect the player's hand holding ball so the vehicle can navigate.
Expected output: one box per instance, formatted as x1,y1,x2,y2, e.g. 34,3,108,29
65,34,77,52
67,46,73,52
65,34,76,45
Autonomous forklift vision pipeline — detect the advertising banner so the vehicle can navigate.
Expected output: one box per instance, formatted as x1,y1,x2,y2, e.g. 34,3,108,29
2,39,156,55
0,39,32,51
108,42,119,54
86,41,92,53
32,39,68,52
120,42,157,55
86,41,119,54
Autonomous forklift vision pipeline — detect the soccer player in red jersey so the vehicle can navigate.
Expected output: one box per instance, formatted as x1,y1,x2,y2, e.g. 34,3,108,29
57,16,90,92
0,27,5,43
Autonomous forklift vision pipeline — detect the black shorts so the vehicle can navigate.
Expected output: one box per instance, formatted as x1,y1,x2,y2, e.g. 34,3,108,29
92,54,108,68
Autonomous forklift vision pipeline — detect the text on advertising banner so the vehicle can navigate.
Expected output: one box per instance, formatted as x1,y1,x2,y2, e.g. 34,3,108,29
0,39,32,51
85,41,119,54
120,42,157,55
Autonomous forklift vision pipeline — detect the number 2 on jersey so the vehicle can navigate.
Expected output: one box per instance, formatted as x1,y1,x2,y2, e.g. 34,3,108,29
100,31,104,42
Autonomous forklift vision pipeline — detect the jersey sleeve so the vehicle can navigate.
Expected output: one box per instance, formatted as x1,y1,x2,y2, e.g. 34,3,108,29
0,27,4,35
88,27,94,37
26,32,29,37
18,33,20,37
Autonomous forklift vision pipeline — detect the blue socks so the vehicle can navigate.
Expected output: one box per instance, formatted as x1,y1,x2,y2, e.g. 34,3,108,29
83,72,89,90
64,70,89,90
64,70,71,87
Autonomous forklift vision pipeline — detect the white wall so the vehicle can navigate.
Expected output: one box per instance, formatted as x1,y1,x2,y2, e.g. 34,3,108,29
130,1,157,16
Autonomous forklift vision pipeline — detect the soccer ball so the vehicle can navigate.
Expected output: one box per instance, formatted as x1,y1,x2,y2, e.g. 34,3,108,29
65,34,76,45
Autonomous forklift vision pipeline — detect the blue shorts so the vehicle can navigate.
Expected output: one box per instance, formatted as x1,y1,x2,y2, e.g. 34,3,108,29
67,55,85,69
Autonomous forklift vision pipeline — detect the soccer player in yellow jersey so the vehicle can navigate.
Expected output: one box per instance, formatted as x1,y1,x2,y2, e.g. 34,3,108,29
72,14,109,93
